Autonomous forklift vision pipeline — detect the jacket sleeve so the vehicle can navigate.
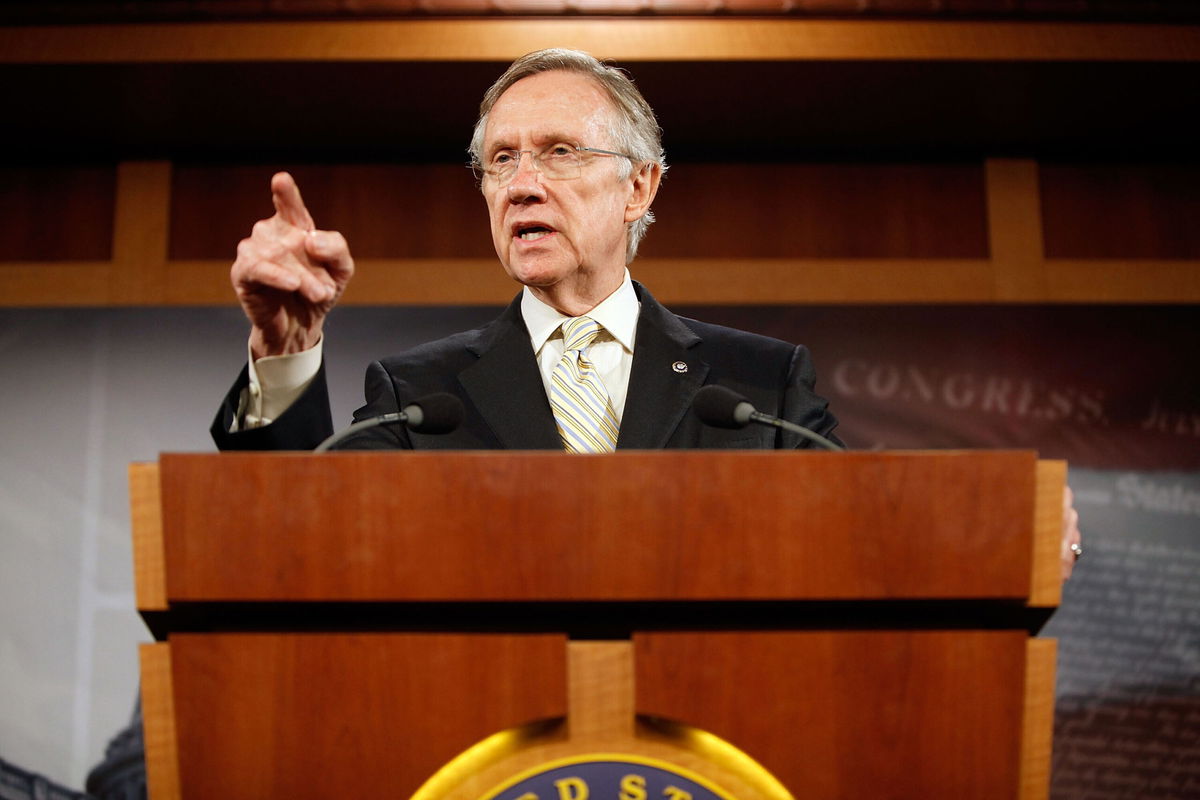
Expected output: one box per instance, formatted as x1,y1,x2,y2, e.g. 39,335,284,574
209,362,335,451
780,344,845,450
330,361,415,450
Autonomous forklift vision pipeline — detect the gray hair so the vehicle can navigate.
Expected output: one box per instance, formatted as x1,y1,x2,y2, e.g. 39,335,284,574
469,48,666,263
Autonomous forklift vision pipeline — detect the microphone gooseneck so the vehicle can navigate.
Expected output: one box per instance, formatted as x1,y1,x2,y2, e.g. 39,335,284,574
314,392,465,452
692,385,844,452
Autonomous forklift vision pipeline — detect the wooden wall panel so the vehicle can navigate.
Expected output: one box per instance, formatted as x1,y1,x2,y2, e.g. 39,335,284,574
169,163,494,260
1041,163,1200,259
10,4,1200,25
0,164,115,260
5,20,1200,64
5,157,1199,305
643,163,988,259
169,161,988,261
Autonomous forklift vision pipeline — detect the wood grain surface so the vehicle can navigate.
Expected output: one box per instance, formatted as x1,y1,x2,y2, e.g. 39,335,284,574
1020,638,1058,800
987,159,1047,300
7,156,1200,304
129,462,166,612
169,632,566,799
0,164,115,261
139,643,180,800
1041,162,1200,259
635,629,1029,799
168,161,985,261
5,20,1199,64
644,163,988,260
168,163,493,260
110,162,171,304
159,450,1037,602
1030,460,1066,609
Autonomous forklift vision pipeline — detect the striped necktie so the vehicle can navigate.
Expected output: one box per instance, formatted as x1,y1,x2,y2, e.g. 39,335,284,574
550,316,619,453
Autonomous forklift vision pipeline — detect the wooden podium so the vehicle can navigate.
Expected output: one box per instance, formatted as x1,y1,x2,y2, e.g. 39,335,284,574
131,450,1063,800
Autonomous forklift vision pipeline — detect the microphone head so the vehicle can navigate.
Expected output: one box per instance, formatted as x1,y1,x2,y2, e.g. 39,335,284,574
402,392,465,435
692,385,756,429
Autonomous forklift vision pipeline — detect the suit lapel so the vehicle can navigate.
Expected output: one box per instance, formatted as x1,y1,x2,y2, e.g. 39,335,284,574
617,284,708,449
458,297,562,450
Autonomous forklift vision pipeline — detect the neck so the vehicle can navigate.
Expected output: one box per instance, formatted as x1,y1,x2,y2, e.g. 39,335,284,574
530,269,624,317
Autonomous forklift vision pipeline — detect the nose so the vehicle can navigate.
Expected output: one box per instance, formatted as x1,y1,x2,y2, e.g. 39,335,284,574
506,152,547,204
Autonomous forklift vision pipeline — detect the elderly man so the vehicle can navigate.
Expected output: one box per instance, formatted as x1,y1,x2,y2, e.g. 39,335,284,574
211,48,841,453
210,47,1082,578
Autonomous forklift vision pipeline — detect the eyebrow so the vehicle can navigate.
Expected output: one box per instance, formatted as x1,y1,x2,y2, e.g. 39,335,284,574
486,132,578,154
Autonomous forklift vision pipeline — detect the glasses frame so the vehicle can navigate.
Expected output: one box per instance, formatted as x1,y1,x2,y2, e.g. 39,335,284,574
471,143,638,185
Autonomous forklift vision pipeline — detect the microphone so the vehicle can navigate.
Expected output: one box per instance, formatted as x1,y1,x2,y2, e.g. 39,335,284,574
396,392,465,435
314,392,465,452
692,385,844,452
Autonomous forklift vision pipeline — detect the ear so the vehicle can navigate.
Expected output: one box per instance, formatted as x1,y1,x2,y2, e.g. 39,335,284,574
624,162,662,224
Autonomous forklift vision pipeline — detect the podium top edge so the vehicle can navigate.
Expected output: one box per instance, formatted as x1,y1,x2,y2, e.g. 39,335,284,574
155,449,1042,461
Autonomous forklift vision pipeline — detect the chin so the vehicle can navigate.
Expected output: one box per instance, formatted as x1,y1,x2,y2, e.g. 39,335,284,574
503,254,572,289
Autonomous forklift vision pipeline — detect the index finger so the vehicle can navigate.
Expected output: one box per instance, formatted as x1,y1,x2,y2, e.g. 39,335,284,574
271,171,316,232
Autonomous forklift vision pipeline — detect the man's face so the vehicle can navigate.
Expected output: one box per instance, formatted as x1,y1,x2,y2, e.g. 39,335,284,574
481,70,654,310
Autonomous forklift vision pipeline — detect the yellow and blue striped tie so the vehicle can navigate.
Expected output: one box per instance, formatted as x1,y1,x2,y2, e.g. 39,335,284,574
550,316,619,453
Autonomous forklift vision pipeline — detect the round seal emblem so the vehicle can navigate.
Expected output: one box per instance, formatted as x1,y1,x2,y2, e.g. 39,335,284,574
481,754,737,800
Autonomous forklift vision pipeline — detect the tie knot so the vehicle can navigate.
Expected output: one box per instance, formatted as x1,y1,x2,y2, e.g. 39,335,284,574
562,316,602,353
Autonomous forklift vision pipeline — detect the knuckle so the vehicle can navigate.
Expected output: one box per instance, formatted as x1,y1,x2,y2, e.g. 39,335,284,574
233,261,262,286
307,230,334,254
281,228,307,251
262,243,290,264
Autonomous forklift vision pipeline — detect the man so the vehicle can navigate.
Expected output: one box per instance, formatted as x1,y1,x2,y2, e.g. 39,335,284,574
211,48,841,453
210,47,1082,577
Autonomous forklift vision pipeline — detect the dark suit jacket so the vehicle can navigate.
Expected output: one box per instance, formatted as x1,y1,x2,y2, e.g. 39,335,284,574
211,282,840,451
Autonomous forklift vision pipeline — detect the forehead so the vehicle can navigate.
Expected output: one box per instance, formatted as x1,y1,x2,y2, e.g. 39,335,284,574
484,70,617,149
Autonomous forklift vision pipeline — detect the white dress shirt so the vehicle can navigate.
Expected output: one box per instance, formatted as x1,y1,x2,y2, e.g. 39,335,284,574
238,269,640,429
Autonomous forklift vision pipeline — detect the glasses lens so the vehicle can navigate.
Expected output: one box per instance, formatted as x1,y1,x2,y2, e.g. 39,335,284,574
539,146,581,180
484,146,584,184
484,151,519,184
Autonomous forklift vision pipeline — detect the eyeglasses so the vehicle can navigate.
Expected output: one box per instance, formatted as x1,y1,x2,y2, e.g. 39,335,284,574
473,143,637,185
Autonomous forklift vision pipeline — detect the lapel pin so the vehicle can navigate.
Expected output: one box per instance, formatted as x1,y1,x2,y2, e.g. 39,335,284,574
672,361,688,373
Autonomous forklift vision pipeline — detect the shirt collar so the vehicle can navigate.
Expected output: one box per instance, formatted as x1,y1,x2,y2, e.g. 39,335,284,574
522,269,639,354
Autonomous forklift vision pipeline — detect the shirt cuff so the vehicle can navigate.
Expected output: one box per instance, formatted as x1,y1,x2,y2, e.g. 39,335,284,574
238,337,324,430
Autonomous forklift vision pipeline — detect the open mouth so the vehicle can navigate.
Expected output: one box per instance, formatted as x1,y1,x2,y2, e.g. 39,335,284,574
514,224,555,242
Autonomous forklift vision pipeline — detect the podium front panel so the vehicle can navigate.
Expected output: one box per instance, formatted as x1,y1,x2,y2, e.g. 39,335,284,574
168,632,567,799
159,451,1037,603
635,630,1028,799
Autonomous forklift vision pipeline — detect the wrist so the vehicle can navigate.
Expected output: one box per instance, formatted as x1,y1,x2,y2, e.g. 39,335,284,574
250,324,322,360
